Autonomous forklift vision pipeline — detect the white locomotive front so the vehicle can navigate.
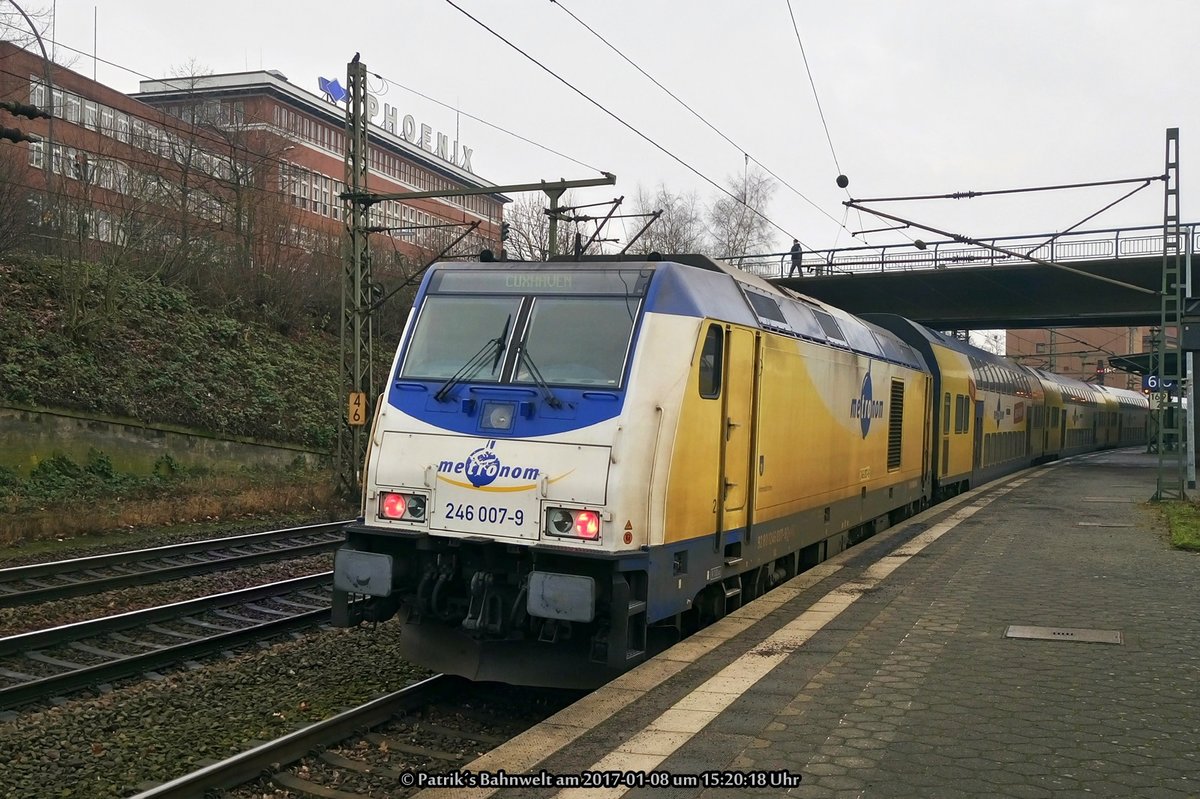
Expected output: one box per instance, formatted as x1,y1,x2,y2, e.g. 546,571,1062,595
333,261,662,686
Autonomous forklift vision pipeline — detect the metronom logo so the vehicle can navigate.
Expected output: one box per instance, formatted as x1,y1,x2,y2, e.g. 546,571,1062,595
438,441,540,488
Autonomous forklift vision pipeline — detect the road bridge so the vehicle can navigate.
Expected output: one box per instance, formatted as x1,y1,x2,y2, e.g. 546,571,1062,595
737,223,1198,329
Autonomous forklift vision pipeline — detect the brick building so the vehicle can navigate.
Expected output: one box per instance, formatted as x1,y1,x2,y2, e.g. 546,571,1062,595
1005,326,1153,389
133,68,507,256
0,40,506,273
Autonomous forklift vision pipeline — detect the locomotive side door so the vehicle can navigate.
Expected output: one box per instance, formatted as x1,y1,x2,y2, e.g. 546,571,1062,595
715,325,758,549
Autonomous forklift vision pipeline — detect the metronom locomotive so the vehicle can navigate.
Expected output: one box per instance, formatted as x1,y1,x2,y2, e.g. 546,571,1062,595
331,254,1148,688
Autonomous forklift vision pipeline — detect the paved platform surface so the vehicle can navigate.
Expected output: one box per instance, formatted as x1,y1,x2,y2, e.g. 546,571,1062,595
417,450,1199,798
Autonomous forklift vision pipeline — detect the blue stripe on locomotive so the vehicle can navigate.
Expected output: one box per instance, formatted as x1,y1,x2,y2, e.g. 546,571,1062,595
384,261,757,438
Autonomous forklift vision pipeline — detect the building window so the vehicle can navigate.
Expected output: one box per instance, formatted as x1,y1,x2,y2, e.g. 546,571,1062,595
28,140,44,169
29,75,46,107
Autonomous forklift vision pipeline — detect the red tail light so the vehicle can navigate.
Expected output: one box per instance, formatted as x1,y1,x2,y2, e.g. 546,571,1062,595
574,510,600,539
380,492,407,519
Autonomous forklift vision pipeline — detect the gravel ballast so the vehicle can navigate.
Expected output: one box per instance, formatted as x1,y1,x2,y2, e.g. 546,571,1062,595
0,554,334,637
0,624,430,799
0,513,347,569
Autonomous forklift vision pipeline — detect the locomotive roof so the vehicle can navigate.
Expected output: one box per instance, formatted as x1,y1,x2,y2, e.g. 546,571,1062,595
433,255,926,371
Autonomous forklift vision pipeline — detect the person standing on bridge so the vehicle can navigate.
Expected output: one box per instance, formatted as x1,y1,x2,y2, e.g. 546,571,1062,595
789,239,803,277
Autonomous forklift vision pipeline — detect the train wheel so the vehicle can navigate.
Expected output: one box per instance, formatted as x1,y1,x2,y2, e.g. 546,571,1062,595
743,565,768,602
695,584,725,626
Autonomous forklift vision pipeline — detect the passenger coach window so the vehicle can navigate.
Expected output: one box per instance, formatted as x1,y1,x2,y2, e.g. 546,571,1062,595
954,394,969,434
699,325,723,398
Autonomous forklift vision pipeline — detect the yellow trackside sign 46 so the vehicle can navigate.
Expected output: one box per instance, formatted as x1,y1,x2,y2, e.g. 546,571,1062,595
348,392,367,426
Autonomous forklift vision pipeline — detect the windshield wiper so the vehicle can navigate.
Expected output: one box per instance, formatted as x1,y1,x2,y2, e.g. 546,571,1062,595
433,315,511,403
492,314,511,373
517,347,563,409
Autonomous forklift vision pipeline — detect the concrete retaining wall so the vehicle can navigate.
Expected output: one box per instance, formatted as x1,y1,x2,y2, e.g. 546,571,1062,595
0,404,323,475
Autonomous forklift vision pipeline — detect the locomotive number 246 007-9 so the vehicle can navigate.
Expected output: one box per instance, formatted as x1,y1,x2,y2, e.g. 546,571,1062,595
443,502,526,526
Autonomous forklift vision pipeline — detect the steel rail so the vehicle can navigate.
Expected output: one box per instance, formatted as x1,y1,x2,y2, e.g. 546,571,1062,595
0,572,332,656
0,573,333,709
0,520,350,608
127,674,458,799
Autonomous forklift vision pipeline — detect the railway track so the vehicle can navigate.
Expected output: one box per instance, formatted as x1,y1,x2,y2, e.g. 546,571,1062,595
0,572,333,710
0,521,349,608
129,673,579,799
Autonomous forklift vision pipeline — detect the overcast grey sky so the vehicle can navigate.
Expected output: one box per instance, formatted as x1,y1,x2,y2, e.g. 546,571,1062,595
26,0,1200,255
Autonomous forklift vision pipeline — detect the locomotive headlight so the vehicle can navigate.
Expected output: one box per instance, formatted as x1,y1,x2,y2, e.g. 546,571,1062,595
480,400,516,432
406,494,427,520
549,508,574,534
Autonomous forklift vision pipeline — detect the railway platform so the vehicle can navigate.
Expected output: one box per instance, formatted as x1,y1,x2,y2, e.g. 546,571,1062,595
415,448,1199,798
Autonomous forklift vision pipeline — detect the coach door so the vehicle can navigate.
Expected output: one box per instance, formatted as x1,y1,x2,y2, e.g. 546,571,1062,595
715,326,759,550
973,400,985,472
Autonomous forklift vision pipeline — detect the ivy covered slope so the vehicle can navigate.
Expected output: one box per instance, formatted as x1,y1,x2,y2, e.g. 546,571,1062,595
0,256,343,450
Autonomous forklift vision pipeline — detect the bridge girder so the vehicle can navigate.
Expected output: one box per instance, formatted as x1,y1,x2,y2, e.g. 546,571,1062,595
772,255,1165,330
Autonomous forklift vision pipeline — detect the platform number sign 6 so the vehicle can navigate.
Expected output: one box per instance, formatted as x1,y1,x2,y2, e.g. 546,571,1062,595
1142,374,1176,393
347,392,367,426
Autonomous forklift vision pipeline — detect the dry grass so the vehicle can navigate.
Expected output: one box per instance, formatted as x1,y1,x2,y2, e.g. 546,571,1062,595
0,473,344,547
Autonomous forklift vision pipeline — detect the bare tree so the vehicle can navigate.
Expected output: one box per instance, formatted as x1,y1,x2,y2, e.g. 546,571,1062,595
55,158,171,338
502,192,576,262
0,147,34,256
707,167,777,258
626,183,709,256
153,61,223,286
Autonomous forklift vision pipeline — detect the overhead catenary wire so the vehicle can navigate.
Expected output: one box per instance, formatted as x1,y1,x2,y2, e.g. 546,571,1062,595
548,0,859,246
779,0,880,244
1017,179,1154,260
853,175,1165,204
844,198,1160,296
441,0,810,250
784,0,841,177
367,70,601,175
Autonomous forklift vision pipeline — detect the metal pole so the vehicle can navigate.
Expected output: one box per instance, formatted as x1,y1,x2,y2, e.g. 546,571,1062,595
336,57,373,497
546,187,564,259
1187,228,1195,490
1155,127,1183,500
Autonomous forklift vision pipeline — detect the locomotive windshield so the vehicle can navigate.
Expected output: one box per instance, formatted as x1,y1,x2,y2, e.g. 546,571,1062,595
400,268,647,388
514,297,636,387
402,296,521,382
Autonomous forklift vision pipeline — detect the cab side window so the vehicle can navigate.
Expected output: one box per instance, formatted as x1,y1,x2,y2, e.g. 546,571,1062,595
699,325,723,399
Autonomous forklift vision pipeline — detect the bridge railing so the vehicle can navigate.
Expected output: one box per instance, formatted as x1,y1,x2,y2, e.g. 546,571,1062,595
732,223,1199,280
